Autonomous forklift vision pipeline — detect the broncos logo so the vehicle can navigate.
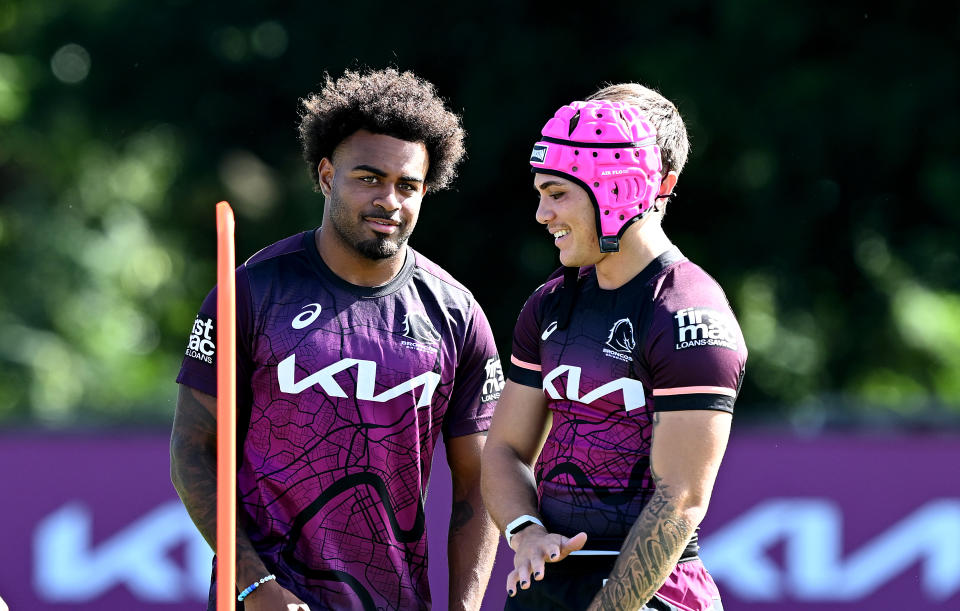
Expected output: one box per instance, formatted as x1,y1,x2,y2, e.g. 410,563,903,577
402,312,441,345
605,318,636,354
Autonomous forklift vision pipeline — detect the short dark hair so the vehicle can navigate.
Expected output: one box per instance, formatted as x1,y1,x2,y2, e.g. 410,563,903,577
587,82,690,175
299,68,466,191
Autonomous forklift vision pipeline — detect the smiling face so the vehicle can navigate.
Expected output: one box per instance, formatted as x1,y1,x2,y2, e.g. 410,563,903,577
319,130,429,261
534,173,604,267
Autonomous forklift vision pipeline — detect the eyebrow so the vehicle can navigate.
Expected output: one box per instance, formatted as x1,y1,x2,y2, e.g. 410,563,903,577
353,164,424,185
534,180,566,192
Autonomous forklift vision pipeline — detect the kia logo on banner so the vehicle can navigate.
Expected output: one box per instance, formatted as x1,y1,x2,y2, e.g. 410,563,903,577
33,501,211,602
5,433,960,609
702,498,960,602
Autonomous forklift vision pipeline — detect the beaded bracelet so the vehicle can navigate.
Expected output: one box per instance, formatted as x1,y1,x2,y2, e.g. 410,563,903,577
237,574,277,602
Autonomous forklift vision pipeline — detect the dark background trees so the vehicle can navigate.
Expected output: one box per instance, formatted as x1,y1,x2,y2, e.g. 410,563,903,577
1,1,957,428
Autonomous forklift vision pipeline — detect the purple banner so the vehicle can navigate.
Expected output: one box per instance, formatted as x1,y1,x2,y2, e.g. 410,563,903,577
2,432,957,609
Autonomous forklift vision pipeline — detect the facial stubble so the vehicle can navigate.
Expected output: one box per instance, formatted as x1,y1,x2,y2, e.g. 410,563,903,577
327,190,413,261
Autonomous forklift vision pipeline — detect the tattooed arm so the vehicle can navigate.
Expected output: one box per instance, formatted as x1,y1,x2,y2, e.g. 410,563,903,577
588,410,732,611
446,432,499,611
170,384,308,610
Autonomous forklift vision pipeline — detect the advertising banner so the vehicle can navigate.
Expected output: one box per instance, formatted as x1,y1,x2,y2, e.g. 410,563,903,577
2,432,957,610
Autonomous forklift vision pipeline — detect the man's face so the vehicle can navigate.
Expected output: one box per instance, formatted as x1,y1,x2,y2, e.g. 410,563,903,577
534,174,603,267
319,130,429,261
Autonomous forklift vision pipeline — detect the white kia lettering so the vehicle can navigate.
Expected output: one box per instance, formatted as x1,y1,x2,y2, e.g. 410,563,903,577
542,364,645,411
278,354,441,407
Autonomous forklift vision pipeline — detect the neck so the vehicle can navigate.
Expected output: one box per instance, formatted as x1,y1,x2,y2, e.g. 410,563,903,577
314,227,406,287
594,218,672,290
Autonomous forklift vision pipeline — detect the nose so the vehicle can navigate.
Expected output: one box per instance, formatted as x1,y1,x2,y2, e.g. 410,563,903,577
374,186,402,212
535,194,554,225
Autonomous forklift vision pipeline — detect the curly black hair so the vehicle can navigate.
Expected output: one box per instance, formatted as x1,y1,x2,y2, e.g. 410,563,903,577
299,68,466,191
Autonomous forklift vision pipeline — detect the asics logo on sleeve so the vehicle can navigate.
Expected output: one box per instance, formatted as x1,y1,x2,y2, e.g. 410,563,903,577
542,321,559,341
277,354,441,407
542,364,645,412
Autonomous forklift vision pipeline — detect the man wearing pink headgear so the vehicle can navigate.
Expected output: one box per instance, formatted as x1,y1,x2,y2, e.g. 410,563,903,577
482,84,746,610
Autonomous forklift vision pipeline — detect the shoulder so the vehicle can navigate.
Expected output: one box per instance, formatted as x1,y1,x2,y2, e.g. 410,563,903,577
646,257,745,355
409,249,481,318
528,265,588,304
410,249,472,296
244,231,311,270
651,258,733,312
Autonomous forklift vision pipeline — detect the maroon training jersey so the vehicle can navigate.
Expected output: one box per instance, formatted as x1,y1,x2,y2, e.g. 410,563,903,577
508,247,747,546
177,230,503,610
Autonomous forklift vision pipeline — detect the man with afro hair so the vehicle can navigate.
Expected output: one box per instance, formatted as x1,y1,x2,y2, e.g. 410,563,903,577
173,68,502,611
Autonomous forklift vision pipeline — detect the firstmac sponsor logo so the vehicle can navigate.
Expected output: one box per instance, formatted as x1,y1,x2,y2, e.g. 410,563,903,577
674,307,738,351
185,315,215,364
480,356,505,404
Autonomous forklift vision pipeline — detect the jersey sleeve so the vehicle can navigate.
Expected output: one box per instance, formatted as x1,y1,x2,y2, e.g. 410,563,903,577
645,276,747,413
175,264,254,406
507,289,545,389
444,303,503,438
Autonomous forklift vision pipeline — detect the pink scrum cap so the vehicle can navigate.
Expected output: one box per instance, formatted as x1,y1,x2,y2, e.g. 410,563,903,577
530,100,663,253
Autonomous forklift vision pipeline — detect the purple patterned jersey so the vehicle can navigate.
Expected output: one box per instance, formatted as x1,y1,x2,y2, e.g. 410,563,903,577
508,248,746,606
177,230,503,611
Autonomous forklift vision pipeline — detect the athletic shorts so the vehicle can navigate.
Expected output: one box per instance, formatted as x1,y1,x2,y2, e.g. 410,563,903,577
504,554,723,611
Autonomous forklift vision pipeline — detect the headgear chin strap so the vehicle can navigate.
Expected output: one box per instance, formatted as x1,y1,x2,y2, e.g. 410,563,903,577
530,100,663,253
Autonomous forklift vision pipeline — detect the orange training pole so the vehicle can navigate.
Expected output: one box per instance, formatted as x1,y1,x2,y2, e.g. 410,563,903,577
216,201,237,610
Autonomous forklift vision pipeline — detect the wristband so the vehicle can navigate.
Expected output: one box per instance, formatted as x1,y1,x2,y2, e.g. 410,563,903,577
504,514,544,545
237,574,276,602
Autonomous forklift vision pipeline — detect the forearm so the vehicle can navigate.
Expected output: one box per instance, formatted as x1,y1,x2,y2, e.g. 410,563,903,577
480,443,541,530
171,447,268,588
447,483,499,611
588,481,700,611
170,386,268,589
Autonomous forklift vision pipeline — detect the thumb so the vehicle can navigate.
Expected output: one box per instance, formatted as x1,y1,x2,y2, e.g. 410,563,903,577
558,531,588,558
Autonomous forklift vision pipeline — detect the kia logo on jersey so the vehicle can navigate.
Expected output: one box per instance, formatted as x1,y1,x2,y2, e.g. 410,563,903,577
277,354,441,407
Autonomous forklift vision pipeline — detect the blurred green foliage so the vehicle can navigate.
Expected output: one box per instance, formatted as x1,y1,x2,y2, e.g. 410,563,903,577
0,1,957,427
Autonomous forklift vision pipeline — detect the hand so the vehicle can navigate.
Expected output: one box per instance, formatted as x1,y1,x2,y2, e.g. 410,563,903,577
506,526,587,597
241,579,310,610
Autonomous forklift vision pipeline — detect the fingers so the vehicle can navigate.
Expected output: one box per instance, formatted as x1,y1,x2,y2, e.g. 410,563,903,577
506,567,531,597
557,531,588,559
506,530,581,596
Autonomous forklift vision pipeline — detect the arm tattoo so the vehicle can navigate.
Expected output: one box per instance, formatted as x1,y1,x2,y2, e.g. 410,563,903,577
592,411,695,610
450,499,475,533
171,388,265,581
170,389,219,549
595,478,694,609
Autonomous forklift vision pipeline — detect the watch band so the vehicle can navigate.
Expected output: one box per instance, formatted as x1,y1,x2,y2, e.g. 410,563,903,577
504,514,544,545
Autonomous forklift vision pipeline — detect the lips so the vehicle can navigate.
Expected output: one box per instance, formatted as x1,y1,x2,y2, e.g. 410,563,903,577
364,216,401,234
549,227,571,245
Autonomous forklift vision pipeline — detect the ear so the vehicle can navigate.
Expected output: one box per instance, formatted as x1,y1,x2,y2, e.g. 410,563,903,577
318,158,334,197
659,171,678,197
